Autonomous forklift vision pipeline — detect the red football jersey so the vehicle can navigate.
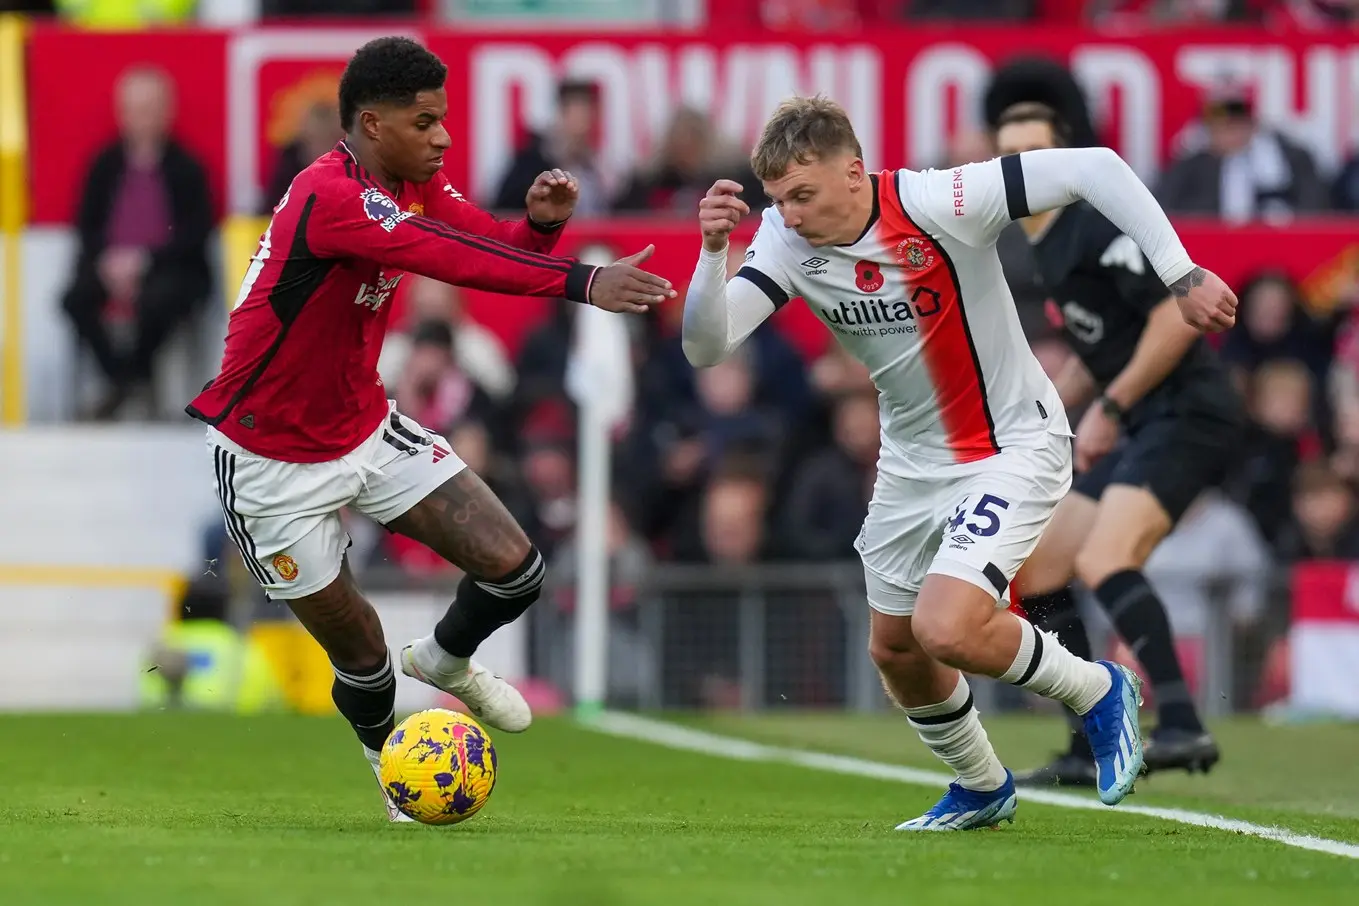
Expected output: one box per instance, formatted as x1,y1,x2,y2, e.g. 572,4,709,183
187,141,596,462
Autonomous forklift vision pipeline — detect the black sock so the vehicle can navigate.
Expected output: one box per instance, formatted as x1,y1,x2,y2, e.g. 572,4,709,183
1021,587,1093,759
434,546,545,658
332,656,396,752
1093,569,1202,733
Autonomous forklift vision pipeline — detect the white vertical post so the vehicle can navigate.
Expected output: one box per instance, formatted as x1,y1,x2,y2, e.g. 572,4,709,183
572,400,611,717
563,246,635,719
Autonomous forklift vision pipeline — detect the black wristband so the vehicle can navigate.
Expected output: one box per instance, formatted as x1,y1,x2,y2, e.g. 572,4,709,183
528,214,569,234
1098,395,1124,420
564,262,597,305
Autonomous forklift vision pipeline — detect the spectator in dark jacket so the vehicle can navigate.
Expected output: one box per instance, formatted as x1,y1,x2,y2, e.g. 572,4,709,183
60,65,213,420
1155,86,1329,223
491,80,611,216
779,390,879,560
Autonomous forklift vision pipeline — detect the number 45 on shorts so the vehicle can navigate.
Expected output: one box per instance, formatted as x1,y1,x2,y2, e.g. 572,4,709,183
945,493,1010,543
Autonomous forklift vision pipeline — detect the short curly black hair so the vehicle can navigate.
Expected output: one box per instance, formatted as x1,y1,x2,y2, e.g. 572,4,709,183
338,37,448,132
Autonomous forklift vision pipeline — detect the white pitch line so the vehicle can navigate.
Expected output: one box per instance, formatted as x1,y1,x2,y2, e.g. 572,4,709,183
585,711,1359,861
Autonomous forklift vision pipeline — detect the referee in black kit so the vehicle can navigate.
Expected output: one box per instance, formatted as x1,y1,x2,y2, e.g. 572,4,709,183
995,98,1245,786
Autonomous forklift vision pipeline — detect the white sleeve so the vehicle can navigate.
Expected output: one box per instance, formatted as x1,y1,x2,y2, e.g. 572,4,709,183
912,159,1014,249
917,149,1196,287
681,228,788,367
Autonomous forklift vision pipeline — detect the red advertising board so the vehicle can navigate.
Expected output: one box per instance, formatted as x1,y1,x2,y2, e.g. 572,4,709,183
24,24,1359,224
26,28,230,221
1288,560,1359,717
442,217,1358,361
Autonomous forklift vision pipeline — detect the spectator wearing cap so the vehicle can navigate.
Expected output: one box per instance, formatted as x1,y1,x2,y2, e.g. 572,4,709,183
1155,84,1330,223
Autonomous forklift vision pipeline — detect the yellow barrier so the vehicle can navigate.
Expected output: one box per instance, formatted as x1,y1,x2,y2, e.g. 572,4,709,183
0,564,188,622
0,562,334,714
0,15,28,425
246,621,337,716
222,216,271,313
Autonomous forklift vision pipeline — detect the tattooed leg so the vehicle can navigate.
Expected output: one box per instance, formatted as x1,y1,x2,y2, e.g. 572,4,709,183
386,470,541,731
387,469,546,659
385,469,531,579
287,560,396,752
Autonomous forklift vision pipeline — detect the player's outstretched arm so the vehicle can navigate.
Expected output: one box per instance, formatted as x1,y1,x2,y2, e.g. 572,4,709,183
682,180,780,367
1002,149,1238,332
423,170,572,255
309,184,673,313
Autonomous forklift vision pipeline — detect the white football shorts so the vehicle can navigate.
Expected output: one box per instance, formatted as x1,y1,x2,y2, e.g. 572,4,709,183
858,430,1073,616
205,401,467,600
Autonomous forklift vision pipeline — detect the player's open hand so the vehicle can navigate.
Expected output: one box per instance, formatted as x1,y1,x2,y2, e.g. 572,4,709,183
526,169,579,226
699,180,750,253
589,244,677,314
1074,404,1120,473
1170,266,1237,333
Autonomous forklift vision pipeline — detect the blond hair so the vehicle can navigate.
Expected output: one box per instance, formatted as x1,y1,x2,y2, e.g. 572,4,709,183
750,95,863,181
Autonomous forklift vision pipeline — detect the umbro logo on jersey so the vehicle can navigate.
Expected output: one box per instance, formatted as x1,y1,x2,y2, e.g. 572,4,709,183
801,256,829,275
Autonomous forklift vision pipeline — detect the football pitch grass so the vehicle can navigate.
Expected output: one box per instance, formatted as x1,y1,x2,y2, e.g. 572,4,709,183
1,711,1356,905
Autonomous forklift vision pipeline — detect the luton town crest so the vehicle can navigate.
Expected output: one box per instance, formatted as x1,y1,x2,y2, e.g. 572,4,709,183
896,236,935,272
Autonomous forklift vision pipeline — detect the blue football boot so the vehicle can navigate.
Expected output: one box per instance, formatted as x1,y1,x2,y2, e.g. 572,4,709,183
895,770,1018,831
1083,661,1146,805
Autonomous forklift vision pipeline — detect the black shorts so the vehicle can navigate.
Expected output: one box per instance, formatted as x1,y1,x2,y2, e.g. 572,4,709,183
1072,414,1243,523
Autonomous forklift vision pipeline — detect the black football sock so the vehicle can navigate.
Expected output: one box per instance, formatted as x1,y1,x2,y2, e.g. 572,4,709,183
332,656,397,752
1093,569,1203,733
433,546,545,658
1021,588,1093,759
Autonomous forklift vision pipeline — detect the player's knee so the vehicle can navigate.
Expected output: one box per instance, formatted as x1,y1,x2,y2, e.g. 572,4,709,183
910,575,999,666
1014,543,1075,598
1073,543,1138,590
868,635,932,684
1076,493,1168,586
478,535,536,585
909,605,982,668
911,622,971,667
472,544,545,609
326,628,388,673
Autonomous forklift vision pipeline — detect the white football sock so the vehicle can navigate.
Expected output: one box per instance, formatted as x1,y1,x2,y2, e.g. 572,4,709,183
413,636,469,678
999,618,1111,715
903,675,1009,792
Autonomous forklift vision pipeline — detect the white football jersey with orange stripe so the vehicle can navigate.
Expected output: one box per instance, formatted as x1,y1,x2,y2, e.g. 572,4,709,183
738,161,1071,476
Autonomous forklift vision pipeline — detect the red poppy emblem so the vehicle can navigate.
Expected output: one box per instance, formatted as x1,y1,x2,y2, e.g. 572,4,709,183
854,260,884,293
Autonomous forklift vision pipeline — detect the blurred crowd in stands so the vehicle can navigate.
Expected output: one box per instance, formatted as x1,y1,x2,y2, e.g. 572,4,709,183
21,0,1359,709
9,0,1359,30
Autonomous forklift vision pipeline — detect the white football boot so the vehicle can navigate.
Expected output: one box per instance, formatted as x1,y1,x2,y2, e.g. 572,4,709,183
363,745,415,823
399,636,533,733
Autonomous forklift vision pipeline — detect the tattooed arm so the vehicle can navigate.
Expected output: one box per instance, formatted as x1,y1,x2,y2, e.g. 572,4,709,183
1167,267,1208,297
1166,265,1238,333
985,148,1239,332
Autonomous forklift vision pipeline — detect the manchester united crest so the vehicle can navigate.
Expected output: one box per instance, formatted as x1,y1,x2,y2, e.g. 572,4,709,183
896,236,936,272
272,554,300,582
